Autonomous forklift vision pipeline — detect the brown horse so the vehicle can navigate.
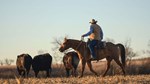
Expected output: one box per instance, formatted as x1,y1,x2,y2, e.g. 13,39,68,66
59,38,126,77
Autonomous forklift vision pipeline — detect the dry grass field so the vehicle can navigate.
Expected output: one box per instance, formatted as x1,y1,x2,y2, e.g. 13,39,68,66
0,58,150,84
0,75,150,84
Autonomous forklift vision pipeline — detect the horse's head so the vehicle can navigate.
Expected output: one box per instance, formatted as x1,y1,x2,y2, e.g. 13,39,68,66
59,37,71,52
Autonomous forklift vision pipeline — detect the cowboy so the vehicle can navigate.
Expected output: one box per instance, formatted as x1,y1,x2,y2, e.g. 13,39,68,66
82,19,103,60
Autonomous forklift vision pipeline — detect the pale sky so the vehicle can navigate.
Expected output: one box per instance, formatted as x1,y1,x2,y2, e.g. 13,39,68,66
0,0,150,62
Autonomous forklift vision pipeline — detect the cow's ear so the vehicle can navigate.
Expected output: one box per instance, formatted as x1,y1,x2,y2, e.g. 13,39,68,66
17,55,20,58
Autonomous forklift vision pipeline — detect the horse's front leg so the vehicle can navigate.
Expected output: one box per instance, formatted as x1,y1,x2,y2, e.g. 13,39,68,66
79,59,86,78
87,60,98,76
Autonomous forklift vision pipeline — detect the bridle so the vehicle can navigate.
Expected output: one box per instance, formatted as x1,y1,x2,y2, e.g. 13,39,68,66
63,38,86,58
61,39,83,54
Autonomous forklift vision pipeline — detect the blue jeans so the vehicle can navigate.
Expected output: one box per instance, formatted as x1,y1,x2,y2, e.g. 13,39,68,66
88,40,98,59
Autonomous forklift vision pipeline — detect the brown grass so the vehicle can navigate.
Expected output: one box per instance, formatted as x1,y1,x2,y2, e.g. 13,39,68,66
0,58,150,84
0,75,150,84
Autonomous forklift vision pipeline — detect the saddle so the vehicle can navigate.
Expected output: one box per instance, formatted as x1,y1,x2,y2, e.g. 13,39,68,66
86,39,106,49
96,41,106,49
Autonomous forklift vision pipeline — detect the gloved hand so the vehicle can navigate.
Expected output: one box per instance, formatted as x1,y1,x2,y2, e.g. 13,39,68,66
81,35,84,37
81,36,84,41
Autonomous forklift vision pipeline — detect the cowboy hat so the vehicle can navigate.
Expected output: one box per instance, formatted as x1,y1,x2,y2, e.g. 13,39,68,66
89,19,97,24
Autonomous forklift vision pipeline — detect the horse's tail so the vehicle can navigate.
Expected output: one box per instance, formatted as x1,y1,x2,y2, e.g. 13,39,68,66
116,43,126,67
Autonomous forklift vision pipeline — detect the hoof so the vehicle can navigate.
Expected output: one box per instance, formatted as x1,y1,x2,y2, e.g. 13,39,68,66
78,75,83,78
96,74,99,77
102,75,105,77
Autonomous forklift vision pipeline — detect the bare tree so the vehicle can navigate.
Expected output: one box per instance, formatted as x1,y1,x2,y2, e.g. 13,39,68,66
105,37,115,43
51,37,65,64
123,38,138,74
37,49,48,55
143,40,150,57
51,37,62,51
4,58,14,65
148,40,150,47
0,60,4,66
51,37,73,63
146,40,150,56
124,38,137,60
50,37,67,74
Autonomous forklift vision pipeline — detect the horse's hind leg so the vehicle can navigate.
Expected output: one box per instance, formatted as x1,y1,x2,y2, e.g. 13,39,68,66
87,61,98,76
103,58,112,77
114,58,126,76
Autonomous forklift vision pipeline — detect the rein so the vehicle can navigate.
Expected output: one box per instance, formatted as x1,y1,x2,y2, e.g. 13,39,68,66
75,37,85,50
75,40,87,59
75,41,83,50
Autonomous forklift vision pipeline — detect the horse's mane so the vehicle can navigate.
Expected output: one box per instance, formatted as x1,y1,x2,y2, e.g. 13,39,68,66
67,39,86,44
67,39,80,41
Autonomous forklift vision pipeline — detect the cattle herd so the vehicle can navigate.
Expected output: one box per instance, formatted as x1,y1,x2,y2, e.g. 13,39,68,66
16,52,79,77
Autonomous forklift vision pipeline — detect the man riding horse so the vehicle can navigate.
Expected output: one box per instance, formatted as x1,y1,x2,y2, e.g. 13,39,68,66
82,19,103,60
59,19,126,77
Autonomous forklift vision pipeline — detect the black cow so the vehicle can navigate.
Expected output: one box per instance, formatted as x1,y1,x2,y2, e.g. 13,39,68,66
32,53,52,77
16,54,32,77
63,52,80,77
